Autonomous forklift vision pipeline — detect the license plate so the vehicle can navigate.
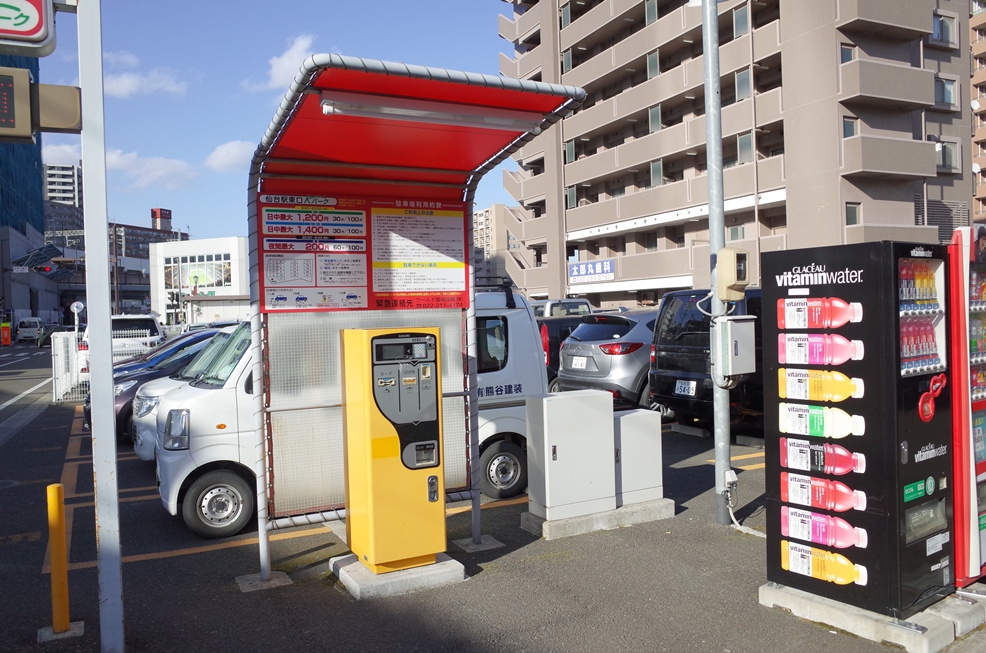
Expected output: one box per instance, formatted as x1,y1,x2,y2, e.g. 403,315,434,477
571,356,587,370
674,379,696,396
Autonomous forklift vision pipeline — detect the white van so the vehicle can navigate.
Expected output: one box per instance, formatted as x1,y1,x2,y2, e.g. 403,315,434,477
15,317,44,342
155,289,549,538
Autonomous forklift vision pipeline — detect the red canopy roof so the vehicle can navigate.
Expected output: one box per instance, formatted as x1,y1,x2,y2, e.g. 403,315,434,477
251,55,585,203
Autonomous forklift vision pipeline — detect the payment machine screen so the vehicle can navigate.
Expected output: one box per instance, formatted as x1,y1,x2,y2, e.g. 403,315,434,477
376,342,429,361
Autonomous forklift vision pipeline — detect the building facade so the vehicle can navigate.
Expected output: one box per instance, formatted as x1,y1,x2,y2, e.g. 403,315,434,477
498,0,971,305
972,1,986,221
149,237,249,325
473,204,514,282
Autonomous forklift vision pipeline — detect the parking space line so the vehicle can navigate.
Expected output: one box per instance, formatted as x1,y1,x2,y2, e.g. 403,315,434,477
703,452,765,471
54,526,333,572
1,532,41,544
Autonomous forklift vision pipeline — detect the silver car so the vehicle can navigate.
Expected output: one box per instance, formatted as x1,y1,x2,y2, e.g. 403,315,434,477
556,309,660,409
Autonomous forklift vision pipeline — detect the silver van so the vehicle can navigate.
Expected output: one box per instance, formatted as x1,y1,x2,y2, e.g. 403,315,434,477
16,317,44,342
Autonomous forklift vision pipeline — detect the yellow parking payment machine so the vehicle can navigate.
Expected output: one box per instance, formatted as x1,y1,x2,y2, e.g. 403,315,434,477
341,327,445,574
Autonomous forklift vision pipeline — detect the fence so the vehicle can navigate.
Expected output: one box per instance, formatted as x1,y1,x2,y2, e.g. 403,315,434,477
51,329,159,404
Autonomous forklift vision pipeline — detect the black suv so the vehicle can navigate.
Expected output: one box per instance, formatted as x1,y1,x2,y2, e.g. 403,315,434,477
648,288,763,429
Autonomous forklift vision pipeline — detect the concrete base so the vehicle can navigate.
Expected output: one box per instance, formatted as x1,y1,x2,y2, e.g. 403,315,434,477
671,423,709,438
520,498,675,540
451,534,504,553
759,581,986,653
235,570,293,593
735,434,764,448
37,622,84,643
330,553,466,600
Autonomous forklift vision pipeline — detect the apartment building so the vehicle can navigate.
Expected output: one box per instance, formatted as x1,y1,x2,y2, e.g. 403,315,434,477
473,204,514,282
972,1,986,221
498,0,971,305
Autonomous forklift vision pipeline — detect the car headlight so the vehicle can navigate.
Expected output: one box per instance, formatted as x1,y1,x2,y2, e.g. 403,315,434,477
163,409,190,450
133,395,159,418
113,379,139,396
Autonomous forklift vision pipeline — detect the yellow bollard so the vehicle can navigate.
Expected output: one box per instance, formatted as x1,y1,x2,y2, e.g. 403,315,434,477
47,483,70,633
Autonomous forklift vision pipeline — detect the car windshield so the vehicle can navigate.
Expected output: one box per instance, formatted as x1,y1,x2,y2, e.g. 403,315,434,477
568,316,634,341
151,338,211,369
196,323,251,386
174,331,233,380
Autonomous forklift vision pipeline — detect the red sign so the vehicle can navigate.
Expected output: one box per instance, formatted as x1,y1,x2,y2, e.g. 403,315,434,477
0,0,55,56
257,194,469,313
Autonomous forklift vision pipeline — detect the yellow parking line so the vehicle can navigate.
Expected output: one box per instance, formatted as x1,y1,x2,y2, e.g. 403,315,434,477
737,462,766,471
1,532,41,544
705,451,764,464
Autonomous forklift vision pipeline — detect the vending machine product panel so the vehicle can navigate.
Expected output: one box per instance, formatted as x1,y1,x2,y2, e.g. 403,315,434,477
763,241,954,619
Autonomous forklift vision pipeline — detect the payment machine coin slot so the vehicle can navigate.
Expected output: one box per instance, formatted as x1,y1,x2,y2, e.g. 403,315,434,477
342,327,445,574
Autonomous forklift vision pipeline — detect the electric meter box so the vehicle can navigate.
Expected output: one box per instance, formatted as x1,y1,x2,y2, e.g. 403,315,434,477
717,247,750,301
713,315,757,376
526,390,616,521
341,327,445,574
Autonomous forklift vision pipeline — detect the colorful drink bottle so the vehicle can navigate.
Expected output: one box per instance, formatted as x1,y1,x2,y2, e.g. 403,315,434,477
777,368,864,402
776,297,863,330
777,334,864,365
781,506,868,549
779,437,866,475
780,472,867,512
777,403,865,438
781,540,868,586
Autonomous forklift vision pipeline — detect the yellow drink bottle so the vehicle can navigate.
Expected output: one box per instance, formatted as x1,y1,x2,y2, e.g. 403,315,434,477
781,540,867,586
778,368,864,403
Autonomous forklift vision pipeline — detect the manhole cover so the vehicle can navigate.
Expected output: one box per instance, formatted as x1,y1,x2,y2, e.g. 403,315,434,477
0,480,19,490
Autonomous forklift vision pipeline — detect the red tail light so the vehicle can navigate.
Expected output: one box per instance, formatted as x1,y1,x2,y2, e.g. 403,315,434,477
598,342,643,355
540,323,549,366
650,344,656,365
78,342,88,351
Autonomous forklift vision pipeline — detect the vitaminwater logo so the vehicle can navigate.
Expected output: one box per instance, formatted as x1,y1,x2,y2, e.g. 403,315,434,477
775,263,864,288
914,443,948,462
909,246,933,258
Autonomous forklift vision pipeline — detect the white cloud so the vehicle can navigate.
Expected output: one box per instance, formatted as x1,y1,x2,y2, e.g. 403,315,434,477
105,149,197,191
243,35,315,92
103,50,139,69
104,69,187,99
42,143,82,166
205,141,256,173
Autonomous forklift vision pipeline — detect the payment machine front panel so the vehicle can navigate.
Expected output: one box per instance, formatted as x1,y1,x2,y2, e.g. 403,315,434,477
342,328,445,574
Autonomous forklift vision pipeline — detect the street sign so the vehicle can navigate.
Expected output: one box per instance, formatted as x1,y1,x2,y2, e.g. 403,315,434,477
12,265,28,274
0,0,55,57
69,301,83,314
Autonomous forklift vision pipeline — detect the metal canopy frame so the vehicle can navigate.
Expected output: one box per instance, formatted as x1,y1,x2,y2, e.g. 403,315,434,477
247,54,584,580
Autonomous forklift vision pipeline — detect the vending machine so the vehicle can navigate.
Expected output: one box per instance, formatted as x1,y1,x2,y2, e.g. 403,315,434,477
762,241,955,619
947,226,986,588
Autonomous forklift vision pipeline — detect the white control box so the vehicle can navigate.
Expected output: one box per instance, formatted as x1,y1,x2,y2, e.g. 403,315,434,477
713,315,757,376
614,409,665,507
526,390,616,521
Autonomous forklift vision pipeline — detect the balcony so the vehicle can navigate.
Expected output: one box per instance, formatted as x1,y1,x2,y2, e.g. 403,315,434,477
559,0,639,52
836,0,932,40
616,247,694,285
839,60,933,109
841,136,936,180
503,168,549,204
755,87,783,127
753,19,781,61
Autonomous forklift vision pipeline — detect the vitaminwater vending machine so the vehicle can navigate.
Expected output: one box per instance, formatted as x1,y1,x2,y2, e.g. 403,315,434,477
947,226,986,588
762,241,955,619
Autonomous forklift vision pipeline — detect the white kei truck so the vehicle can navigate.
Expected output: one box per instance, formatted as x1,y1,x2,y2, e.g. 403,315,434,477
154,284,548,538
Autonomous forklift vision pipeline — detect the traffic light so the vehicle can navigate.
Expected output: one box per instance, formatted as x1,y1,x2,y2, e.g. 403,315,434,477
168,291,179,304
32,265,52,273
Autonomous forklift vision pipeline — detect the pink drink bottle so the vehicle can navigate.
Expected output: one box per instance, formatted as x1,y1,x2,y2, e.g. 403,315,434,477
777,334,864,365
779,437,866,475
776,297,863,330
781,506,868,549
780,472,867,512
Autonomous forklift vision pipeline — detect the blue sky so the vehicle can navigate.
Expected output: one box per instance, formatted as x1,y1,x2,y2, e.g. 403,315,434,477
40,0,517,239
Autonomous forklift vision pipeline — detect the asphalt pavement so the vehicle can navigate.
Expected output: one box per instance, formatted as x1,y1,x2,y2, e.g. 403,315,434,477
1,402,985,653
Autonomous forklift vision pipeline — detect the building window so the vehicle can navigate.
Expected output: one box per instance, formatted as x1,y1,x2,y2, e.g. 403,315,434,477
728,225,745,241
645,0,657,26
934,139,961,174
566,186,577,209
976,0,986,16
733,5,749,38
565,140,575,164
843,117,858,138
646,51,659,79
845,203,860,226
649,105,662,133
644,232,658,252
735,68,751,102
562,49,572,74
650,159,664,187
934,76,958,110
840,44,855,64
737,132,754,164
561,3,571,28
931,13,957,48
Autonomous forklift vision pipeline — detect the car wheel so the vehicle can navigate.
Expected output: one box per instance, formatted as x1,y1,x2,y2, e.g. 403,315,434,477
548,378,560,393
479,440,527,499
182,470,254,539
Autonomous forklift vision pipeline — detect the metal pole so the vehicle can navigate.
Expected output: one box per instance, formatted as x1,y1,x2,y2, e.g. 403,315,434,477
78,0,126,648
700,0,732,526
